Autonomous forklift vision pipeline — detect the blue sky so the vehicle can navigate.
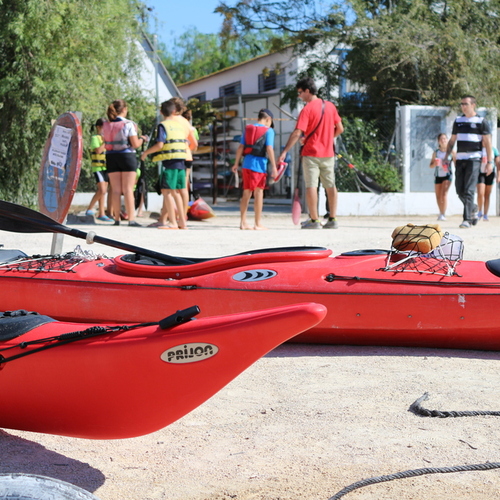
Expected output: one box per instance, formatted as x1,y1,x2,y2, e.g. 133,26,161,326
146,0,225,45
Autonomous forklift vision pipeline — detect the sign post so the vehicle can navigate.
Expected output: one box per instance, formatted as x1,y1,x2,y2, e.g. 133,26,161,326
38,112,83,253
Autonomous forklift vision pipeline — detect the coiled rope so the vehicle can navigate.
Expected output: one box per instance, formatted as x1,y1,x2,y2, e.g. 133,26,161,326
327,393,500,499
410,392,500,418
328,462,500,500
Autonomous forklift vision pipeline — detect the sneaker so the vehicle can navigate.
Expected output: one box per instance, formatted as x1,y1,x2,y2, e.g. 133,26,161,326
323,218,338,229
301,219,321,229
113,220,120,226
437,214,446,221
484,214,489,221
471,216,479,226
85,209,95,216
477,211,483,219
459,221,471,228
97,215,113,222
128,220,142,227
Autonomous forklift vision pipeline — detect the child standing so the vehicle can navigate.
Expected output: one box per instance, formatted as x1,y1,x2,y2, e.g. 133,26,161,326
429,133,454,221
141,101,187,229
86,118,113,221
231,109,278,230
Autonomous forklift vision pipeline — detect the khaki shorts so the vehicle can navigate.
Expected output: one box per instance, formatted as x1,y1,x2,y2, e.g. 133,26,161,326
302,156,336,189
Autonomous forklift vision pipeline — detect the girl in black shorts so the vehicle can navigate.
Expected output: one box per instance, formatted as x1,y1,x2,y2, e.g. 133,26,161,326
429,133,455,221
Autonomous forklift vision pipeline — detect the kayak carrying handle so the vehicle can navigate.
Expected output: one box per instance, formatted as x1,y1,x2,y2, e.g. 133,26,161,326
159,306,200,330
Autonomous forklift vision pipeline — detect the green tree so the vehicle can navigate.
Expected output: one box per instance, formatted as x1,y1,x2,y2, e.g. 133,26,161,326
0,0,153,204
158,27,289,84
345,0,500,107
216,0,500,108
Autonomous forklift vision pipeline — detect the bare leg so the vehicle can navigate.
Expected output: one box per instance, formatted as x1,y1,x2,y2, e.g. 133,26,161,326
174,190,187,229
477,183,485,214
440,180,450,215
162,190,179,228
180,187,189,216
96,182,108,218
253,188,267,229
121,171,138,222
325,186,338,218
106,189,113,217
108,172,123,223
484,184,493,216
305,187,319,220
239,189,253,229
185,167,192,210
87,191,99,214
435,184,442,214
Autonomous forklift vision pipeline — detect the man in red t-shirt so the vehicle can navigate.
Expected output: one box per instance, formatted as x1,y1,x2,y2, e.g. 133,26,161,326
279,77,344,229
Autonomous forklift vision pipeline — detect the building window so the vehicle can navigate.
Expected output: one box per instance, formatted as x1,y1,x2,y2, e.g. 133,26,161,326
219,81,241,97
258,71,285,93
188,92,206,102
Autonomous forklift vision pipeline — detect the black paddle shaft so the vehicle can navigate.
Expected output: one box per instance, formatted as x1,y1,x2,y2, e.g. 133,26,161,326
0,201,193,265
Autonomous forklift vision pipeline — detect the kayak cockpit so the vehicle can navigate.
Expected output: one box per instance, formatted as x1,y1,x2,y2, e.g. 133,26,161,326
114,246,332,279
486,258,500,278
0,249,28,264
0,310,55,341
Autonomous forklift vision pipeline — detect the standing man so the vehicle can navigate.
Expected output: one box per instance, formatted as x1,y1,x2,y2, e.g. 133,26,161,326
279,77,344,229
446,95,493,228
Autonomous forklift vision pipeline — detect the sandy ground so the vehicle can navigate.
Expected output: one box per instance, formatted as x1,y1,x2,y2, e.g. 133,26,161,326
1,204,500,500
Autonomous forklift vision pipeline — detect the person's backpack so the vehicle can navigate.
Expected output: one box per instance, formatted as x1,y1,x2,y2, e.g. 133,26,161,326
243,124,269,157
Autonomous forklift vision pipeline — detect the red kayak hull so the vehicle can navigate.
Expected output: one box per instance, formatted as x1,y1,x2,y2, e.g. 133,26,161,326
1,249,500,349
0,303,326,439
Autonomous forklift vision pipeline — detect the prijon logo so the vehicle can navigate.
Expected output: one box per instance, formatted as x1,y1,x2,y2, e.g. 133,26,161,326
232,269,277,282
161,343,219,364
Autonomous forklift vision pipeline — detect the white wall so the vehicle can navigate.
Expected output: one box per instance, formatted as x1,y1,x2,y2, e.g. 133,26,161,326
135,38,181,102
179,48,298,101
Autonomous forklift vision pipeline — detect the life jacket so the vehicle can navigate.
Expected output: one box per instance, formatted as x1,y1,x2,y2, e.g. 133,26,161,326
243,124,269,157
102,119,136,151
90,135,106,171
152,119,188,162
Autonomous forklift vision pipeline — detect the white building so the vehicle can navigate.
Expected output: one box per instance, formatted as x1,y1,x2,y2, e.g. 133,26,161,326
136,34,182,104
180,48,499,217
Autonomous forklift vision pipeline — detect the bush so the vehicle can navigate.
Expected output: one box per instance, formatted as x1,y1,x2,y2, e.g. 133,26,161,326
337,116,402,193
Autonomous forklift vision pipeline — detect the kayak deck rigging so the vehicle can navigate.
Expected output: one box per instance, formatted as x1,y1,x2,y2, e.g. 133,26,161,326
0,306,201,365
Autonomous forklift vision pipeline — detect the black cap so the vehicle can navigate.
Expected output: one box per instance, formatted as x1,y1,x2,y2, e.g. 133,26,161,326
260,108,274,128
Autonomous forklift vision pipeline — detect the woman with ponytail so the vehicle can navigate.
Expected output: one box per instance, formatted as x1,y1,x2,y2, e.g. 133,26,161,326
102,99,148,226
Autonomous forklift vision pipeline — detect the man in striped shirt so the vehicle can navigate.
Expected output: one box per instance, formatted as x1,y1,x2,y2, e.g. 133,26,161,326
446,95,493,228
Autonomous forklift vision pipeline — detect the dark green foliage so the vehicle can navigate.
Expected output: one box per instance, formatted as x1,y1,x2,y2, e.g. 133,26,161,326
0,0,155,204
338,117,402,193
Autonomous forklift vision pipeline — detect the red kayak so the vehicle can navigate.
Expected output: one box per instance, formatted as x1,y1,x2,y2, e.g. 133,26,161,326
1,243,500,350
0,303,326,439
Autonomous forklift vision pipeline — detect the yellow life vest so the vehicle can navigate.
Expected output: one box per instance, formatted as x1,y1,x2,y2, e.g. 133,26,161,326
152,119,188,162
90,135,106,172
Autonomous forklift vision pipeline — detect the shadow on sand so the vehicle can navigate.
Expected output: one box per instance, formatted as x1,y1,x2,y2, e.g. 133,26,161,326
0,430,105,494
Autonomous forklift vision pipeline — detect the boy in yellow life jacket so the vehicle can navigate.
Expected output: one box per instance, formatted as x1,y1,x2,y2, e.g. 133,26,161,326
141,101,188,229
86,118,113,222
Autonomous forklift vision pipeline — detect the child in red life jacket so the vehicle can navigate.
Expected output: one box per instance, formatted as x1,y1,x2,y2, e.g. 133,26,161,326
231,109,278,230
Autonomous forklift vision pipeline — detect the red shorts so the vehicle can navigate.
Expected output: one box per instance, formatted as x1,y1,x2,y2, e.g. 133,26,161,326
242,169,267,190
